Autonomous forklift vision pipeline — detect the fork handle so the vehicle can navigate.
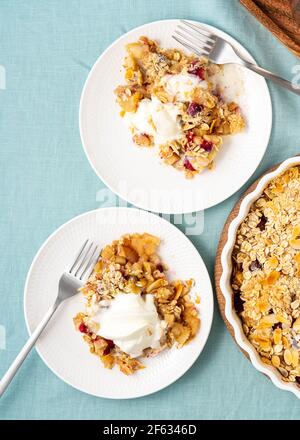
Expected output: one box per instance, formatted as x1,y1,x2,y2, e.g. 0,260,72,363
0,299,60,398
241,61,300,96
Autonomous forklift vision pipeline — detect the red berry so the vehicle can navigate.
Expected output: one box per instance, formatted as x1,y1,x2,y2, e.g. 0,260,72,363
201,140,213,152
187,102,203,117
107,339,115,348
79,323,89,334
186,131,195,143
188,65,205,80
184,158,196,171
103,339,115,356
103,347,110,355
257,214,267,231
156,263,164,272
233,292,244,315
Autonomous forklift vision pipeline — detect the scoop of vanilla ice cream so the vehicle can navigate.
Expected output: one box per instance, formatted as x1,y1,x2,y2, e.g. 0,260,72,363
161,73,208,102
92,293,165,358
126,97,182,144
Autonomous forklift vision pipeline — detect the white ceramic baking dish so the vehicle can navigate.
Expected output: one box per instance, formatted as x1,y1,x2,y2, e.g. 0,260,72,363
220,156,300,399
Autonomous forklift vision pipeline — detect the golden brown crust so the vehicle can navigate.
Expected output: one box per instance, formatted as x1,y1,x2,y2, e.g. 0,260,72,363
231,166,300,384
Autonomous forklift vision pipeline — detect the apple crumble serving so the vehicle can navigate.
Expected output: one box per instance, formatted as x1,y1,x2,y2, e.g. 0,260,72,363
231,166,300,385
73,233,200,375
115,36,245,178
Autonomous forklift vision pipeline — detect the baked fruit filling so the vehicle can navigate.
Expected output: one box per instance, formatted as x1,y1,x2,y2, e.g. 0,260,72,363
74,233,200,375
115,36,245,178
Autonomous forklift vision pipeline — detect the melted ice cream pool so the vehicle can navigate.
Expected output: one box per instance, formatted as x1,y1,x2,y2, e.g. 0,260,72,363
126,97,182,144
93,293,165,358
162,73,208,101
210,64,245,103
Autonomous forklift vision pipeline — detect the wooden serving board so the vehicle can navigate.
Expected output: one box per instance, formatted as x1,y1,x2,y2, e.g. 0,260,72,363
240,0,300,59
214,160,282,357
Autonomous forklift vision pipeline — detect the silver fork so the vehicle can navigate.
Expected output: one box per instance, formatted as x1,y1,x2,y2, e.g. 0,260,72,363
0,239,100,397
173,20,300,96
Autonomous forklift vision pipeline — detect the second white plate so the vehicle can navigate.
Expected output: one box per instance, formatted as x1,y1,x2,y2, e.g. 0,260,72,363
24,208,213,399
80,19,272,214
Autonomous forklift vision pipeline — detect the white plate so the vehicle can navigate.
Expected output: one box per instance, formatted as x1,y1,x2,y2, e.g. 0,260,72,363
24,207,213,399
220,156,300,399
80,19,272,214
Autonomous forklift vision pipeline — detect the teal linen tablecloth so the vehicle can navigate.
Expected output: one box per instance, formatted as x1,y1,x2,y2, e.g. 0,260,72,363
1,0,300,420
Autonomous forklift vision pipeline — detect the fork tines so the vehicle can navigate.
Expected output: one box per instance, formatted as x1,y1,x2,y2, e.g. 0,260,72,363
69,239,100,280
173,20,216,57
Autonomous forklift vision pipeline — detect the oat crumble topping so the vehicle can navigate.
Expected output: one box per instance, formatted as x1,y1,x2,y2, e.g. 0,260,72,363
231,166,300,384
